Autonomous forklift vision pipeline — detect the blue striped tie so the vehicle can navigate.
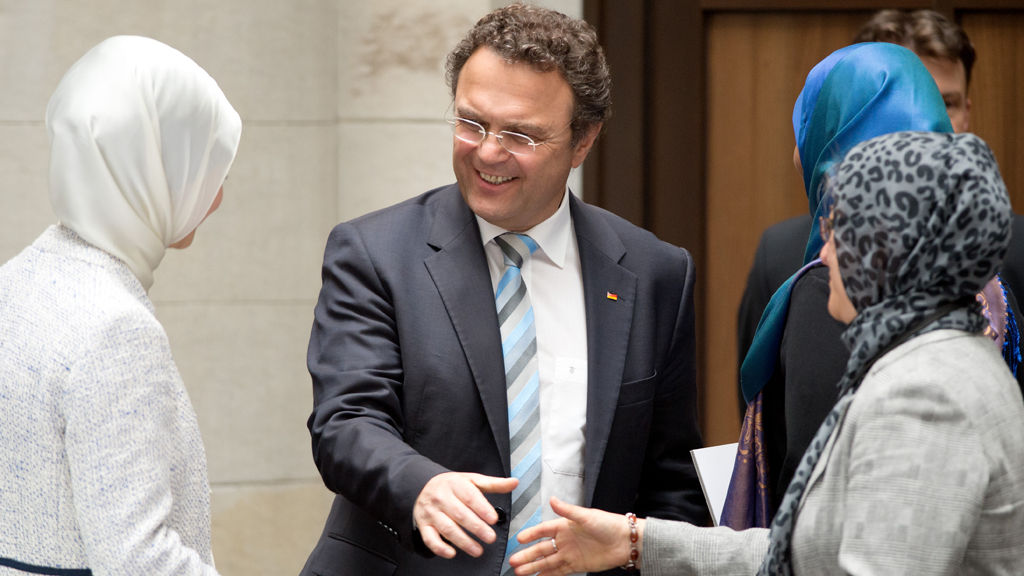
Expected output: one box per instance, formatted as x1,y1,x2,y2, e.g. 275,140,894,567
494,233,542,576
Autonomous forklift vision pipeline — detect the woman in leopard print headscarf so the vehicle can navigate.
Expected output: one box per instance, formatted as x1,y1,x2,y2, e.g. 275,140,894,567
755,130,1020,575
506,130,1024,576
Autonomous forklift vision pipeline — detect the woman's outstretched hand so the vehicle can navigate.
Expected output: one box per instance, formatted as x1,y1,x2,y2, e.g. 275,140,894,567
507,496,644,576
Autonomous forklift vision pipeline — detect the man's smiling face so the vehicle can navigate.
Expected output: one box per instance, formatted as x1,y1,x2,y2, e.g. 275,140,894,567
452,47,596,232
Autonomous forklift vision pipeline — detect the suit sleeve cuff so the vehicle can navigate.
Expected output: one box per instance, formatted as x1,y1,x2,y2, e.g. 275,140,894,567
395,458,450,555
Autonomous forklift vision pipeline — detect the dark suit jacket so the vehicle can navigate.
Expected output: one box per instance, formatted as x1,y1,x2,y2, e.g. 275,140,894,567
300,184,707,576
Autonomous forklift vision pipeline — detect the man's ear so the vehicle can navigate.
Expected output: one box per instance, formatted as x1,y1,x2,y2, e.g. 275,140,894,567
964,97,972,132
571,123,602,169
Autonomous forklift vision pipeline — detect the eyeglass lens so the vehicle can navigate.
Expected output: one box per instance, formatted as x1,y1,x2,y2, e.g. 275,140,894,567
449,119,536,155
818,188,838,242
819,215,832,242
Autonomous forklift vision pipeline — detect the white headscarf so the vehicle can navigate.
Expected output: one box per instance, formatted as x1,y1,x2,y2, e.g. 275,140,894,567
46,36,242,291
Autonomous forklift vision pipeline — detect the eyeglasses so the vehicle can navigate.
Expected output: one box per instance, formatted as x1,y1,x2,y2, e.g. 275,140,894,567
819,190,837,242
447,117,572,156
819,213,834,243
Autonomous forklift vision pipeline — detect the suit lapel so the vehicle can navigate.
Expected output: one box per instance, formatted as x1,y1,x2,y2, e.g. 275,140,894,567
423,186,511,475
422,189,638,486
570,196,638,506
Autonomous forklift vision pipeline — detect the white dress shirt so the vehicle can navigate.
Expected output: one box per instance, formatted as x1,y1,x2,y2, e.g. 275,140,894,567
476,189,589,524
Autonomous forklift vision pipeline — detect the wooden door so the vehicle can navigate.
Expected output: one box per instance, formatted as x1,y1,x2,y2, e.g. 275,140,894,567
965,12,1024,208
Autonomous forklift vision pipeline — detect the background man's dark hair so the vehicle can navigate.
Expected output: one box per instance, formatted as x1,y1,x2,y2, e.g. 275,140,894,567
445,3,611,147
854,9,976,86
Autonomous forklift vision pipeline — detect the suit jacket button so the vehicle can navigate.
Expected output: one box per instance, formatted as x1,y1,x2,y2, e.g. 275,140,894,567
495,507,508,524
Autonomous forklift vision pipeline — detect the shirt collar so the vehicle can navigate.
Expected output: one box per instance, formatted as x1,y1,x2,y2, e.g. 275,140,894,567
475,188,572,269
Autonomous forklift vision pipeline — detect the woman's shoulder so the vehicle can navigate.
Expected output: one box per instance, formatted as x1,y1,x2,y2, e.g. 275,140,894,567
782,264,848,357
68,277,166,356
858,330,1024,427
848,330,1024,509
786,265,833,327
789,264,830,301
870,330,1012,384
3,227,161,342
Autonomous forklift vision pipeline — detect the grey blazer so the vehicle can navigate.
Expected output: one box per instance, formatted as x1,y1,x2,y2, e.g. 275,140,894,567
642,330,1024,575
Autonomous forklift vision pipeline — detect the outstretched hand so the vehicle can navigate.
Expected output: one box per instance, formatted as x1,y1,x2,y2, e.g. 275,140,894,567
413,472,518,559
508,496,644,576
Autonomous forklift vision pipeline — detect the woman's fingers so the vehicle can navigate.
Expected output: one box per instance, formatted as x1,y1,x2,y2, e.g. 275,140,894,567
516,519,561,543
509,541,567,576
549,496,589,523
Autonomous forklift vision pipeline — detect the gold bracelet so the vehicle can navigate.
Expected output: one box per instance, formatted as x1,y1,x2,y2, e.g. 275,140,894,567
621,512,639,571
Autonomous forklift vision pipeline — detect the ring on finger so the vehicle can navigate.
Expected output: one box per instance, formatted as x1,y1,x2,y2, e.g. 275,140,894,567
550,538,558,553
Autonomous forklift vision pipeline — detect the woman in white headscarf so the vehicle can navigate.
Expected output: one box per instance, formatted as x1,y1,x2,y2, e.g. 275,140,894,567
0,36,240,575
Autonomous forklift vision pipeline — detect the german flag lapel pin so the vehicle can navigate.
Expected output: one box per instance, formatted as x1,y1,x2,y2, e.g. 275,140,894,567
606,292,618,301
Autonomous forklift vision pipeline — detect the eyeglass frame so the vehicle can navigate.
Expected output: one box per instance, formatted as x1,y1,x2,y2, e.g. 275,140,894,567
446,116,574,156
818,189,837,243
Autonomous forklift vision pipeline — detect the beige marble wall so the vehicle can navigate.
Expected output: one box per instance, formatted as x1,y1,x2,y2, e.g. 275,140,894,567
0,1,579,574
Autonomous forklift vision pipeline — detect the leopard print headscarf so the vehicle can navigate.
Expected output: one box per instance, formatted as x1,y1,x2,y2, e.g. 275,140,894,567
758,131,1012,575
834,131,1010,386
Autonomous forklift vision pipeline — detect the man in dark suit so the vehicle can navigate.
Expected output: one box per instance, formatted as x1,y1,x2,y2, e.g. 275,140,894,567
300,5,706,576
737,9,1024,417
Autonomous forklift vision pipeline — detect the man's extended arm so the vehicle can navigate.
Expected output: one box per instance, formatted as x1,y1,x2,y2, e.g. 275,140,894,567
307,222,447,548
307,223,514,557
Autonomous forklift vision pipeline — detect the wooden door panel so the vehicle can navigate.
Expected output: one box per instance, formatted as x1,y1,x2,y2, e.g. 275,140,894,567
963,12,1024,210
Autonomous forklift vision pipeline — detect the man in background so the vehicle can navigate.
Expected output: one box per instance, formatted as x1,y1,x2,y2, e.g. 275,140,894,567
736,9,1024,416
301,5,707,576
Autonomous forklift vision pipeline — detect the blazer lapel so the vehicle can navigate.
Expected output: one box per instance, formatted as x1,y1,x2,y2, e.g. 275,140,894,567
423,186,511,475
569,196,638,506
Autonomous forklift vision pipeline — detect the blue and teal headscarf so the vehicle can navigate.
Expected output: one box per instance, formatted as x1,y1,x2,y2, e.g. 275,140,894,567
739,43,953,404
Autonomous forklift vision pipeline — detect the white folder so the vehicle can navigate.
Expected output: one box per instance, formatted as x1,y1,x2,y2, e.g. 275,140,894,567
690,443,738,526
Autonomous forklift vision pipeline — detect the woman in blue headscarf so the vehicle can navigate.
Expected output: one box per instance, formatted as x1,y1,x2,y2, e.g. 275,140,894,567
720,43,955,530
720,41,1021,531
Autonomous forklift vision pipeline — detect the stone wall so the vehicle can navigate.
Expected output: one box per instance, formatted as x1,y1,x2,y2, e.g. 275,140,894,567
0,0,580,574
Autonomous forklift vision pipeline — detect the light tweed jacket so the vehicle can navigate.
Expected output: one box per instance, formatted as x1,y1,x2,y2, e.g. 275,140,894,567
0,226,218,575
642,329,1024,575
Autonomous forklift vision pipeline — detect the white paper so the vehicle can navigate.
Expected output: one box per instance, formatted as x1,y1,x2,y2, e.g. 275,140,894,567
690,443,738,526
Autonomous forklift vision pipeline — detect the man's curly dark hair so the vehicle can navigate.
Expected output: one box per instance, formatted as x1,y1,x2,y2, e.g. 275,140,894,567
854,10,976,87
445,3,611,147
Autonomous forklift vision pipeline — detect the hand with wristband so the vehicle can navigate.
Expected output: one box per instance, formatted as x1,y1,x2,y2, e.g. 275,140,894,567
508,497,644,575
